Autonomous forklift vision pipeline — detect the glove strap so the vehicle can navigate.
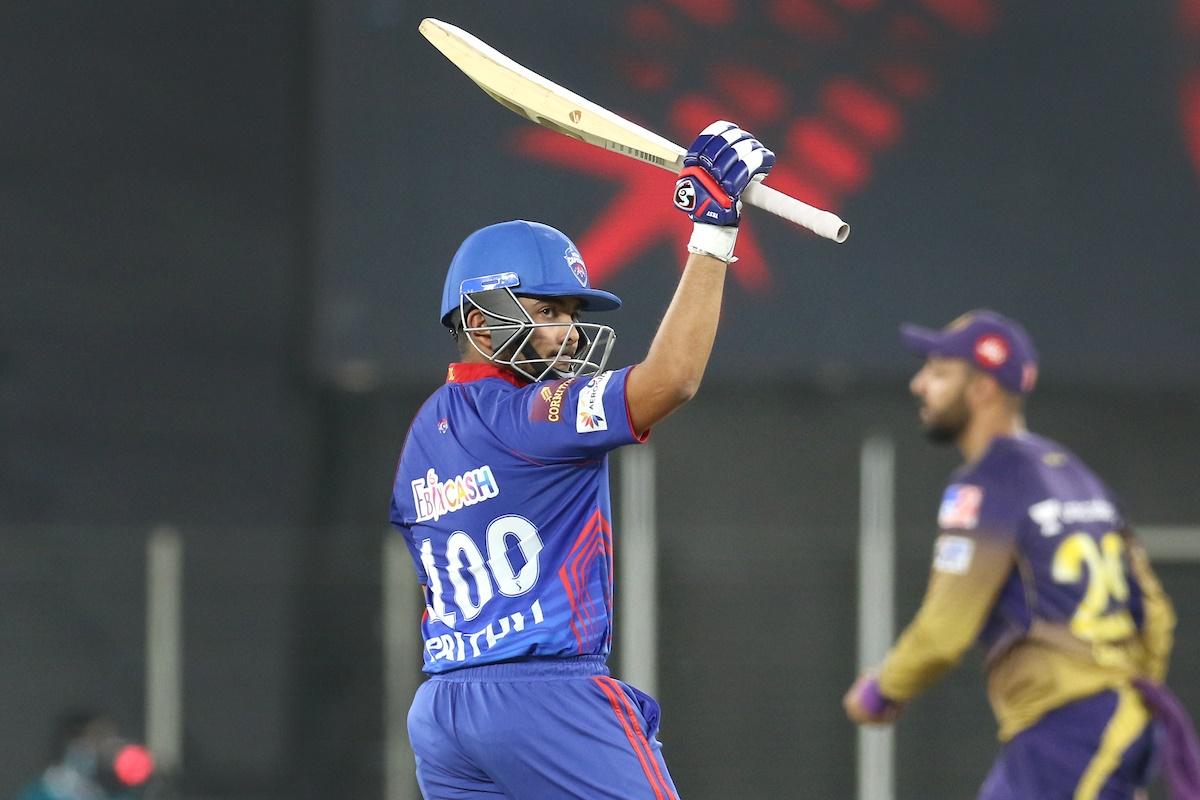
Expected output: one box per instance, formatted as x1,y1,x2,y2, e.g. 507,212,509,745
687,223,739,263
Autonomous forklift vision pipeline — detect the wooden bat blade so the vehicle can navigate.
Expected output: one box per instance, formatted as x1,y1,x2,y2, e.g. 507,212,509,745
419,17,849,243
419,18,685,171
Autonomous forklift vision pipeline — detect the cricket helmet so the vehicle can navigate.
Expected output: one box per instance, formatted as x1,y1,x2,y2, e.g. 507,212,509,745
440,220,621,382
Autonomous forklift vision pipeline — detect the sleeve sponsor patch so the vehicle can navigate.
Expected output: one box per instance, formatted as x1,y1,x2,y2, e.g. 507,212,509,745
938,483,983,530
576,371,613,433
933,534,976,575
528,378,574,423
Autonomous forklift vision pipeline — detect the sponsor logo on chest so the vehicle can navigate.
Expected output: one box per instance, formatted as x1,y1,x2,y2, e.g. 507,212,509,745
1027,497,1117,536
412,465,499,523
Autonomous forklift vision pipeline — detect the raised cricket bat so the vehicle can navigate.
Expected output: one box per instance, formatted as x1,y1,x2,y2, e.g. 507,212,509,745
419,18,850,243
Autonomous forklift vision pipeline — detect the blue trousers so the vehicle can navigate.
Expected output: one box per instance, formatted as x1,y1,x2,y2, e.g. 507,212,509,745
408,656,679,799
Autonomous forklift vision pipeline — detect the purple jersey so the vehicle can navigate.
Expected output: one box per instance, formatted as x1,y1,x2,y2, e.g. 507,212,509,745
390,362,646,674
942,433,1136,660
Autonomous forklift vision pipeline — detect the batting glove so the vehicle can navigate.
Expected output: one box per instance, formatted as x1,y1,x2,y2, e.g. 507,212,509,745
673,121,775,261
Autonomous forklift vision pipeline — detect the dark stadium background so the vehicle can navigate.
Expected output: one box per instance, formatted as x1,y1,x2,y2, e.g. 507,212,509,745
3,1,1198,798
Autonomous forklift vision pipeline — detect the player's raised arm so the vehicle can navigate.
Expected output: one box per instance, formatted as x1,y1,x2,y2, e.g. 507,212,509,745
626,122,774,435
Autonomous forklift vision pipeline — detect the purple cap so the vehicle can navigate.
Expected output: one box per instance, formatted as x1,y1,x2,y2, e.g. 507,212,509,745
900,309,1039,394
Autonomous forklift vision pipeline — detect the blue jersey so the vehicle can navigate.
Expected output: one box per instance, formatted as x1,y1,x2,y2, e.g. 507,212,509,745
390,362,646,674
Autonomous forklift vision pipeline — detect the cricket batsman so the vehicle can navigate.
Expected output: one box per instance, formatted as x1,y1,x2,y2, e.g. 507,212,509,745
390,122,774,798
843,310,1200,799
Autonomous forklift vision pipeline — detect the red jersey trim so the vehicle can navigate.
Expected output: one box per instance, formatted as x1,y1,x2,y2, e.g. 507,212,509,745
445,362,529,387
623,366,652,443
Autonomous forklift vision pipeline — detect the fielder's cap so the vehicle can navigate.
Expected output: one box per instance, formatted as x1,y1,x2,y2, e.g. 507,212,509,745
900,309,1039,394
440,220,622,326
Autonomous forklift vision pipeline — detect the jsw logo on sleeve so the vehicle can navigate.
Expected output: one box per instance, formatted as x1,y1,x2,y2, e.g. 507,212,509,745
412,465,500,523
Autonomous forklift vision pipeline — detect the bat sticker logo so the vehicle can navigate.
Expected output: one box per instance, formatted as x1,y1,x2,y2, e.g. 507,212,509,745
673,178,696,211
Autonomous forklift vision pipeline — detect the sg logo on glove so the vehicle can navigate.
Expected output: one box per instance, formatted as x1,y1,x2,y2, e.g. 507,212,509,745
673,178,697,212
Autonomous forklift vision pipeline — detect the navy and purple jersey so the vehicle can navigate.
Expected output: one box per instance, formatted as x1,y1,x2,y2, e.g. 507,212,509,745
879,433,1176,740
390,362,647,674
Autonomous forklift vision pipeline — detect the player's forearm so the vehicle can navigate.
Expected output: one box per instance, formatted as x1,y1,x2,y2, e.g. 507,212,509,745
643,252,727,392
879,535,1014,701
878,616,973,700
626,122,773,433
626,252,728,431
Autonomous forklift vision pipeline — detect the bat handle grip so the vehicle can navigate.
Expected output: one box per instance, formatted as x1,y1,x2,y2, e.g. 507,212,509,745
742,182,850,243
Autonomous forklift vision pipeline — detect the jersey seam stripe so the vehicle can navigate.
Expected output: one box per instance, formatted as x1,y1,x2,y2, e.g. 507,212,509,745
559,565,584,652
605,677,677,800
601,518,615,647
593,677,669,800
563,529,601,650
571,533,604,639
560,510,604,652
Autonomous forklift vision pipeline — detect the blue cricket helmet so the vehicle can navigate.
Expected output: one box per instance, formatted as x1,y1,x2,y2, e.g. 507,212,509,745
440,220,622,327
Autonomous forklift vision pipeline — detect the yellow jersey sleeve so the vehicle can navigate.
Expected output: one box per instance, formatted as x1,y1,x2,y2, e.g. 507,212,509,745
878,531,1016,701
1125,531,1176,682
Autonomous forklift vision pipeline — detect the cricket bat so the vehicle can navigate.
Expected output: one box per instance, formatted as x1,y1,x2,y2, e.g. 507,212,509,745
419,18,850,243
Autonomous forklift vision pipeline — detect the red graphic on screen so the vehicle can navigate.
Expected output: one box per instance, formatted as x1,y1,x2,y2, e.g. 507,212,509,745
512,0,999,289
1183,0,1200,179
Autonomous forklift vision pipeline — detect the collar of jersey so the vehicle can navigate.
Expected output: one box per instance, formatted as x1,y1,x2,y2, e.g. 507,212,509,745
445,362,529,387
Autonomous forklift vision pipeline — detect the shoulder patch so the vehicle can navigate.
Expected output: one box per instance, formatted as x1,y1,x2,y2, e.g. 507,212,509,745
528,378,574,423
938,483,983,530
933,534,976,574
576,371,613,433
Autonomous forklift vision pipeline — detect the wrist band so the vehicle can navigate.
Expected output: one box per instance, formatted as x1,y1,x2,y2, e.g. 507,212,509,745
687,223,738,263
858,678,895,716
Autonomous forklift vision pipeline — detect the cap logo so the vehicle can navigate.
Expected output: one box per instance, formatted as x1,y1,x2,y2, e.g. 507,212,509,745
974,334,1009,368
564,245,588,287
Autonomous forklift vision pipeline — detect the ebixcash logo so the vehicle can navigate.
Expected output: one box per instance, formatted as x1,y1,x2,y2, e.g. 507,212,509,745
412,465,500,523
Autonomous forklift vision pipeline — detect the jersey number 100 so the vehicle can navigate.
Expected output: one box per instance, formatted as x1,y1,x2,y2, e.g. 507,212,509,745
419,515,544,625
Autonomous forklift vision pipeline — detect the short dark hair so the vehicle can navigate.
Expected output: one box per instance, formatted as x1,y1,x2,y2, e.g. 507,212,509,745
446,308,469,355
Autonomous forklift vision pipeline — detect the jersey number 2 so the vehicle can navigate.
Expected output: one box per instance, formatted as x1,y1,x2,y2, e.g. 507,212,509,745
419,515,544,625
1051,531,1135,643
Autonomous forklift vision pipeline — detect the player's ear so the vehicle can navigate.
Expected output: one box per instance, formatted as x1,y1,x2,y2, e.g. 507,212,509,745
465,308,488,333
464,308,492,347
966,370,1001,406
